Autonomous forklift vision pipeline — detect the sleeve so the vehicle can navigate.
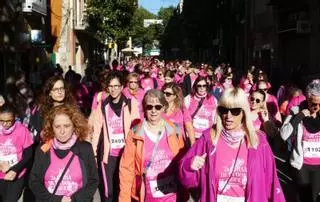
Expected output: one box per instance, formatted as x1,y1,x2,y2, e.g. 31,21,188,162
71,143,99,202
29,147,63,202
183,106,192,123
280,110,304,141
179,135,207,189
119,131,136,202
262,140,286,202
10,126,34,173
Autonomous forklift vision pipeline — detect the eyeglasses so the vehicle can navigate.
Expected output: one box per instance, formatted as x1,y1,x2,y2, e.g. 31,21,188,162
310,102,320,108
217,106,242,116
250,97,261,104
259,88,268,91
146,104,163,111
108,85,122,89
163,91,174,97
51,87,65,93
0,119,14,125
158,73,163,76
129,81,138,84
196,84,207,89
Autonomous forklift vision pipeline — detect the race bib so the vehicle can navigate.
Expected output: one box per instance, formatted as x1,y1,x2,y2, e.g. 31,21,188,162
193,118,209,129
149,175,177,198
303,141,320,158
217,195,245,202
110,133,125,149
0,154,18,167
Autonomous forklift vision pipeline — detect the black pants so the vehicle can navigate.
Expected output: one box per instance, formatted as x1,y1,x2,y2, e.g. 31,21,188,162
295,164,320,202
99,156,120,202
0,177,24,202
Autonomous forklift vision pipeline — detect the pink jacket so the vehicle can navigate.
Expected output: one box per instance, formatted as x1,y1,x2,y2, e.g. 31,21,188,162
89,95,140,163
179,129,286,202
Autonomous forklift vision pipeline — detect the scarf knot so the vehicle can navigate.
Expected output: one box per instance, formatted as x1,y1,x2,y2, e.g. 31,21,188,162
221,129,245,145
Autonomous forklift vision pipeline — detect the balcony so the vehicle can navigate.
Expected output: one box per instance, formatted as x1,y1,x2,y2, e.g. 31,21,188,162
74,2,88,30
22,0,47,16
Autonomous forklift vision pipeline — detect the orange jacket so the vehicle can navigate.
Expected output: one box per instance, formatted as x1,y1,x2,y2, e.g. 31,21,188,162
118,119,185,202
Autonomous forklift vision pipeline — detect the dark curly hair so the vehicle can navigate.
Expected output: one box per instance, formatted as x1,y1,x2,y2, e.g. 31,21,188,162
42,104,89,143
38,75,75,117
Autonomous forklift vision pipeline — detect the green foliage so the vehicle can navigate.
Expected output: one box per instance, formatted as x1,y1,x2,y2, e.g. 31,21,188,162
86,0,137,41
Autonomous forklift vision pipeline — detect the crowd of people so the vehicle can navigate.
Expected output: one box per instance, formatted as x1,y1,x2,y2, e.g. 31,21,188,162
0,58,319,202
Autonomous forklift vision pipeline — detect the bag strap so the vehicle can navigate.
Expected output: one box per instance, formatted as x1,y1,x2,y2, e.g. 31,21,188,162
144,131,162,175
191,97,205,118
52,153,76,195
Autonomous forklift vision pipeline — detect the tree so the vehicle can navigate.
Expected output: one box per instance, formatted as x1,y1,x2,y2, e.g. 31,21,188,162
86,0,137,42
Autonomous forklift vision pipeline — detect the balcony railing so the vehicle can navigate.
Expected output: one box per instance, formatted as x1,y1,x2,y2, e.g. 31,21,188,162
22,0,47,16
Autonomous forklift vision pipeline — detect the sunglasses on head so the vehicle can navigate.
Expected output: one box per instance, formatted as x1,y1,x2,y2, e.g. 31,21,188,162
146,104,163,111
217,106,242,116
250,97,261,104
163,91,174,97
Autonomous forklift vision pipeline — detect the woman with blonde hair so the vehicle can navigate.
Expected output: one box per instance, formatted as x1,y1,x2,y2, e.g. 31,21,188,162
179,88,285,202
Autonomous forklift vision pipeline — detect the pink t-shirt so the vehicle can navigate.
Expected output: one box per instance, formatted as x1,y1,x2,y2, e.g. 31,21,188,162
174,74,184,84
163,107,192,139
186,95,217,138
104,104,125,157
215,137,248,201
286,95,306,115
156,79,165,90
143,129,177,202
0,122,33,179
141,78,155,92
44,148,83,197
302,126,320,165
123,87,145,118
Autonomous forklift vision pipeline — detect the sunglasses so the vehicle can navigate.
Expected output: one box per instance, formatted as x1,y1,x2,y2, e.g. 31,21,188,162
129,81,138,84
163,92,174,97
310,102,320,108
259,88,268,91
146,104,163,111
197,84,207,88
250,97,261,104
217,106,242,116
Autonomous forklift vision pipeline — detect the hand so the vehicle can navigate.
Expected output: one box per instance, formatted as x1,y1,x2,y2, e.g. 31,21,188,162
0,162,10,173
301,109,311,117
191,153,207,171
61,196,72,202
4,170,16,181
259,110,269,122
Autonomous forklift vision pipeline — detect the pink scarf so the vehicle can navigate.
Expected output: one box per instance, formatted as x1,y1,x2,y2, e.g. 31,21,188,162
53,134,77,150
221,129,245,145
195,92,207,99
0,121,17,136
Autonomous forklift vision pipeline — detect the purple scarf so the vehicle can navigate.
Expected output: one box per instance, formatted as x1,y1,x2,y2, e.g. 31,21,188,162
53,134,77,150
221,129,245,145
0,121,17,136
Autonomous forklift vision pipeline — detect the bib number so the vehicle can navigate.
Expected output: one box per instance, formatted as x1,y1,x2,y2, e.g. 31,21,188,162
193,118,209,130
149,175,177,198
303,141,320,158
0,154,18,167
110,134,125,149
217,195,245,202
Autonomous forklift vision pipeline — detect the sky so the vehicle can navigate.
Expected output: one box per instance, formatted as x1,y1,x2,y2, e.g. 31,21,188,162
139,0,180,14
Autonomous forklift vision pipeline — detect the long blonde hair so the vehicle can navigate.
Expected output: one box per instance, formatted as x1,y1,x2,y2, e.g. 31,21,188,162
212,88,259,148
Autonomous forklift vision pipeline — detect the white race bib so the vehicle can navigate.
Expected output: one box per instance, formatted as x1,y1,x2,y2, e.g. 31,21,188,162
0,154,18,167
303,141,320,158
149,175,177,198
193,118,209,130
217,195,245,202
110,133,125,149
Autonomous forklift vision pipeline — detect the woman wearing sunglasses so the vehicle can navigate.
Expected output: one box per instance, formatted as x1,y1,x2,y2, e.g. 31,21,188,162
123,72,145,118
184,76,217,145
281,79,320,202
162,83,195,145
179,88,285,202
249,89,279,137
119,89,185,202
